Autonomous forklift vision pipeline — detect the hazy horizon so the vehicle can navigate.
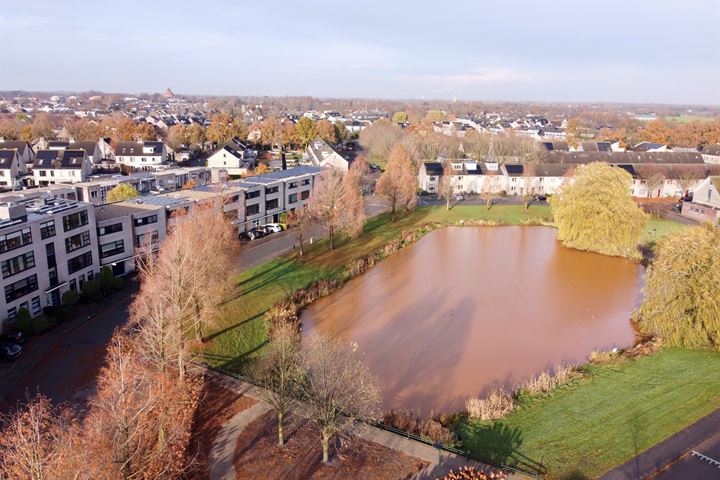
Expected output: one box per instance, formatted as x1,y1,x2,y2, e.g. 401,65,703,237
1,0,718,105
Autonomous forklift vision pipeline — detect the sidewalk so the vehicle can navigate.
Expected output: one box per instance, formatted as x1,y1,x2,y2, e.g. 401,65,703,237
198,367,524,480
0,281,138,408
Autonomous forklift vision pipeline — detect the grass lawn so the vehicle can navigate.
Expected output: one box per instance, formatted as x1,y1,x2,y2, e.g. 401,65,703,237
643,217,689,242
453,348,720,479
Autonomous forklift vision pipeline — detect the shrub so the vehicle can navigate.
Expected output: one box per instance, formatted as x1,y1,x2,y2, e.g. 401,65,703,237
109,276,125,290
440,466,507,480
264,301,298,337
61,290,80,306
81,279,102,302
588,349,618,365
382,409,458,446
466,388,515,420
522,364,576,396
16,308,32,336
31,315,51,334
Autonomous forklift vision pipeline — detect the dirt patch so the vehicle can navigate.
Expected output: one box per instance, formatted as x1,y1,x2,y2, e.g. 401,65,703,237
234,411,427,480
184,378,256,479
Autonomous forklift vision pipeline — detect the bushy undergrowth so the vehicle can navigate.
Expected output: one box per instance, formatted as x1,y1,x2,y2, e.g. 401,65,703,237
382,409,459,446
466,389,515,421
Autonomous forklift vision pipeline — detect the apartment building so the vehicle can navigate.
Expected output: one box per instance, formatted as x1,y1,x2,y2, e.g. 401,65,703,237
94,201,168,276
74,167,211,205
0,197,99,331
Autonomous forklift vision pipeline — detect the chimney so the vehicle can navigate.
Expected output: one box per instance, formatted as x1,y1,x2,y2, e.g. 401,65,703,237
281,152,287,171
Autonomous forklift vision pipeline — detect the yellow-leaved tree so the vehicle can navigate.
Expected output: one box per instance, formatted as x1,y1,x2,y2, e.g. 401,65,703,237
106,183,140,203
634,223,720,349
549,162,648,258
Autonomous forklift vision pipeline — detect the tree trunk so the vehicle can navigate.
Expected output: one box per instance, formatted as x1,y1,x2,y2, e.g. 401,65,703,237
321,431,330,463
298,239,304,256
278,411,285,446
328,226,334,250
446,195,450,211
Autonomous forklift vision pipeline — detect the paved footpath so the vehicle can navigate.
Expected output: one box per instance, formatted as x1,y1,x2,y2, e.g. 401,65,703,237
199,367,525,480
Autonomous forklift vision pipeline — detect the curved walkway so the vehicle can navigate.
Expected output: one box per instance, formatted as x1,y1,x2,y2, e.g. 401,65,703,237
199,367,524,480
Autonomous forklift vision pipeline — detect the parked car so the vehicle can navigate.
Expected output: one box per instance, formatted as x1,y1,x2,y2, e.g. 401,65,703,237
533,194,547,202
673,202,682,213
0,341,22,361
3,330,26,345
239,228,267,240
263,223,283,233
453,194,464,201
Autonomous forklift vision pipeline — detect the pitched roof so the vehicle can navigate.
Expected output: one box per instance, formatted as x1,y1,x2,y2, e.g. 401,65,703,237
505,164,524,175
0,149,18,169
423,162,443,175
33,149,87,169
0,141,32,157
69,142,98,156
702,144,720,156
544,151,703,165
539,141,569,151
632,142,665,152
115,141,164,156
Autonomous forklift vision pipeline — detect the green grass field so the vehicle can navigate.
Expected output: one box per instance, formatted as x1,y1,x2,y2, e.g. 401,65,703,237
454,348,720,479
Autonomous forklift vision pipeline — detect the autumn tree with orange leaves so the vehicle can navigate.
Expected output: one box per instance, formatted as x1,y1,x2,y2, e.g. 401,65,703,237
375,144,417,219
308,168,365,249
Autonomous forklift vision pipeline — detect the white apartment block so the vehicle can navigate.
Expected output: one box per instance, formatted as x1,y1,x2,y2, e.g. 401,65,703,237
0,197,99,332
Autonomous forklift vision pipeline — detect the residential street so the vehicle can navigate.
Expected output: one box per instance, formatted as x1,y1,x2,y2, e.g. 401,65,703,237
653,432,720,480
0,288,136,413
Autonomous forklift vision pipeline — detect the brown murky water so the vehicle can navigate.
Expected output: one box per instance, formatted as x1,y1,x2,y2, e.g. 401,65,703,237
301,227,643,414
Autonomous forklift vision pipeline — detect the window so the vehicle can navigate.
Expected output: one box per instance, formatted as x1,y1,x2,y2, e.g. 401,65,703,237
50,171,54,177
288,182,298,189
0,228,32,253
246,204,260,216
40,220,56,239
2,251,36,279
31,296,41,315
135,230,159,247
62,210,89,231
67,251,93,274
5,274,38,302
65,230,91,253
266,199,279,210
429,176,436,181
246,190,260,199
301,179,310,186
100,240,125,258
39,171,46,177
99,223,123,235
265,186,279,195
7,307,16,321
288,193,298,203
301,190,310,200
134,215,157,227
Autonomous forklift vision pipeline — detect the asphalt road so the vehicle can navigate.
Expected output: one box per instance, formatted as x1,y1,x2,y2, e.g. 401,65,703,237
237,196,388,269
0,294,134,412
652,433,720,480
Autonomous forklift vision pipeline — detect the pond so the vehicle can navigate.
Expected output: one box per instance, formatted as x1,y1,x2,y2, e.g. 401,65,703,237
301,227,643,414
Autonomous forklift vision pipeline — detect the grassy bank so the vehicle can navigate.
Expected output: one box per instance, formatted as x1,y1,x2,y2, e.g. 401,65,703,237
453,348,720,479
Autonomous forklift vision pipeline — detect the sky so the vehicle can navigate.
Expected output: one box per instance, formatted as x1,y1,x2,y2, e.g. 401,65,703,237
1,0,719,105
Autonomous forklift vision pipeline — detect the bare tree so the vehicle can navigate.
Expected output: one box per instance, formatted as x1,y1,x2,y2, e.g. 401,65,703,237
0,395,80,480
250,322,304,446
301,334,381,464
437,160,455,211
286,207,311,255
522,163,537,210
375,144,417,220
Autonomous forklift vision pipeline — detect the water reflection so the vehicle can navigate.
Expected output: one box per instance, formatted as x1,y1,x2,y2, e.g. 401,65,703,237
301,227,642,414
